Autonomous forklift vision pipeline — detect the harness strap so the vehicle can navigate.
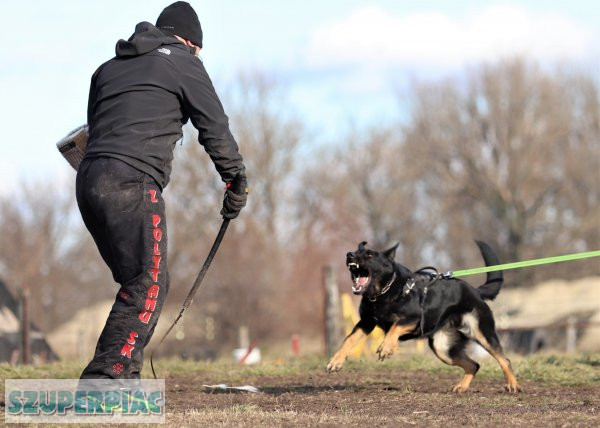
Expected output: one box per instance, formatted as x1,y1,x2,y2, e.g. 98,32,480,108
403,266,442,296
369,267,443,302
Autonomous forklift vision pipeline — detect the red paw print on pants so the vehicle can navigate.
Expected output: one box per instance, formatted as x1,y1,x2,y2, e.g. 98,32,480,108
112,362,124,376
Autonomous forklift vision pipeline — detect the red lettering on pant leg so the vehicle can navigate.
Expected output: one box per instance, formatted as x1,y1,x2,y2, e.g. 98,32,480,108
138,311,152,324
141,199,163,328
144,297,157,312
126,331,139,345
120,343,135,358
148,285,160,299
149,268,161,282
120,331,138,358
148,190,158,203
138,285,160,324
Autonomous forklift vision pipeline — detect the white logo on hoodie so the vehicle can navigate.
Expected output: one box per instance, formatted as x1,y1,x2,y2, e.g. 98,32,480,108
158,48,171,55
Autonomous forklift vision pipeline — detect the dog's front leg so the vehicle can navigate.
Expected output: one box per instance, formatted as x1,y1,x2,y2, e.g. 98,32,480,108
376,322,418,361
326,322,370,372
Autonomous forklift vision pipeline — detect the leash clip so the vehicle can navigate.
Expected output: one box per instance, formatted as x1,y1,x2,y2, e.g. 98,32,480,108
442,271,454,279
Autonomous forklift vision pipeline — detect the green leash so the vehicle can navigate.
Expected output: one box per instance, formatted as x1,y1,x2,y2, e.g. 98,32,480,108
447,250,600,278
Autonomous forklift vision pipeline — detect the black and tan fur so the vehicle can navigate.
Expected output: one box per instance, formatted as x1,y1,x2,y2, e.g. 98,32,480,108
326,241,521,393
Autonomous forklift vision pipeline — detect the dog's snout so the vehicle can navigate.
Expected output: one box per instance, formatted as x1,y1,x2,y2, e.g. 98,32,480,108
346,252,356,264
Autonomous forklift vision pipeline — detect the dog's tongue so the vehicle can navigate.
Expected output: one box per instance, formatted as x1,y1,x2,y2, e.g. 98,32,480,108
357,276,368,286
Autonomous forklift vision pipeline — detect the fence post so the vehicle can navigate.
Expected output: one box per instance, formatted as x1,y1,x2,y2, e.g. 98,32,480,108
239,325,250,350
19,289,31,365
566,316,577,353
323,265,342,357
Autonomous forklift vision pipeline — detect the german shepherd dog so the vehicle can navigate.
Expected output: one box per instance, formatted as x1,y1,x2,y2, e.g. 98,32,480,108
326,241,521,393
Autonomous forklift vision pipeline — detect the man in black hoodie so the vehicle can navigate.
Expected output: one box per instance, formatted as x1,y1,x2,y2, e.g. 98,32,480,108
76,1,247,380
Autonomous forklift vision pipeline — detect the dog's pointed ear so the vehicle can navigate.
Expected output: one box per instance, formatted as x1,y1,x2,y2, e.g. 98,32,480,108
358,241,368,251
383,243,399,260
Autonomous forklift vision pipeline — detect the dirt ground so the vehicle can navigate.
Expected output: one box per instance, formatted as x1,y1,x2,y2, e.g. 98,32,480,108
165,368,600,426
2,356,599,426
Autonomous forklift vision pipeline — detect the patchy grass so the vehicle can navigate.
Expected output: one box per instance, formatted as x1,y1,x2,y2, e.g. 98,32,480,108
511,353,600,385
334,352,600,387
1,352,599,386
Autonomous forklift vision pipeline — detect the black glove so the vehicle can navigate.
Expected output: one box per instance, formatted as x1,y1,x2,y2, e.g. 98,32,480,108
221,173,248,219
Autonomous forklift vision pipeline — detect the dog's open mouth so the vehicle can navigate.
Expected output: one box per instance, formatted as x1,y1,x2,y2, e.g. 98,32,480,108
348,262,370,294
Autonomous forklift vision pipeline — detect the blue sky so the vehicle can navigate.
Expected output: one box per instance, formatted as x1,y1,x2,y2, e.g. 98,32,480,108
1,0,598,190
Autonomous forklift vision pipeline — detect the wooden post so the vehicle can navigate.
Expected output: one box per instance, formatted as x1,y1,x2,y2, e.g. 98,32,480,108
239,325,250,350
323,265,342,357
566,316,577,353
19,289,31,365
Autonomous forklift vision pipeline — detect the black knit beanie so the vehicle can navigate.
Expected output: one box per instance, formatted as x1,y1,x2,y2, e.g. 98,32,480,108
156,1,203,48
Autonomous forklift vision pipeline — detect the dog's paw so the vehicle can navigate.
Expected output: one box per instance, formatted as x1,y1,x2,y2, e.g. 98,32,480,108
504,382,522,393
376,341,396,361
326,354,345,373
451,382,470,393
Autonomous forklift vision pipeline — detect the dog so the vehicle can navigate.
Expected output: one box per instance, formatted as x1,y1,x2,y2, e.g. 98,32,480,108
326,240,521,393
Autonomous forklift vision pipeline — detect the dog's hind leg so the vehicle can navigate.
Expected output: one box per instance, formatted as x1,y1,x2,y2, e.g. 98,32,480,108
462,309,521,393
428,328,480,393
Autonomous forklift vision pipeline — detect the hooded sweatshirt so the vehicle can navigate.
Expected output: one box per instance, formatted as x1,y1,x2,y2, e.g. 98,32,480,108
84,22,244,189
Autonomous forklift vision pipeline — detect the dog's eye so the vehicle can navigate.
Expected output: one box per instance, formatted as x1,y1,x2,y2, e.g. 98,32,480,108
366,250,374,258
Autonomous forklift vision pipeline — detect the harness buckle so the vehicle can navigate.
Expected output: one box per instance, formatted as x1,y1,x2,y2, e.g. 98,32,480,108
403,278,416,295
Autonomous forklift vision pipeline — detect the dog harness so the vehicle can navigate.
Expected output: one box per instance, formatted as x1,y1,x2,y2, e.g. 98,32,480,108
403,267,443,296
369,267,442,302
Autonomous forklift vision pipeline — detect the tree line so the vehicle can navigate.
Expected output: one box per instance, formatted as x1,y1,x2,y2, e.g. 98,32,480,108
1,59,598,354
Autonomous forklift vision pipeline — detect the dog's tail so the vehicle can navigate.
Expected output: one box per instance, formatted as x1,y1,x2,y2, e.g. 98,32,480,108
474,240,503,301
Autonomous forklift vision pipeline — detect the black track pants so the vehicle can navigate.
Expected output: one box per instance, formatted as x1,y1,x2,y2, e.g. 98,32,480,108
76,157,169,379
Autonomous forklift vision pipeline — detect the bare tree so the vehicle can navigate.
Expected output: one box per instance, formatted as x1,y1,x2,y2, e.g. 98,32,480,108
404,59,600,284
295,127,428,266
0,180,112,329
161,72,305,352
3,59,597,357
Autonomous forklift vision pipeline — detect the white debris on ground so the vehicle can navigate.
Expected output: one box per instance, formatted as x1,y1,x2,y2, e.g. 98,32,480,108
203,384,260,393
